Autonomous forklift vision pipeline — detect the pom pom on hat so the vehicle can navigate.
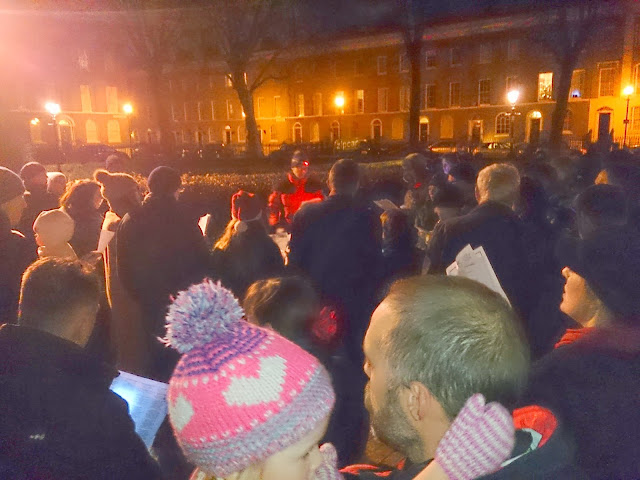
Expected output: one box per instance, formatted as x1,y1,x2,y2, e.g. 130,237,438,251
165,279,245,354
94,169,138,203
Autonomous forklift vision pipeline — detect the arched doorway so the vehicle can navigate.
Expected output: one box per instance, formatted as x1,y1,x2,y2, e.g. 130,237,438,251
526,110,542,145
419,117,429,143
371,119,382,140
293,122,302,143
223,125,232,145
57,115,75,148
468,117,483,145
330,121,340,142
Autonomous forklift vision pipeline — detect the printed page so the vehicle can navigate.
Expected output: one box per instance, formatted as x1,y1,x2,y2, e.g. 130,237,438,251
374,198,399,211
110,371,169,449
96,230,115,254
198,214,211,236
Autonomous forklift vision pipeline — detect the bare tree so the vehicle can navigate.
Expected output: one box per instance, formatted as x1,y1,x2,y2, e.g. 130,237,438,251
535,1,619,150
113,0,185,150
197,0,298,158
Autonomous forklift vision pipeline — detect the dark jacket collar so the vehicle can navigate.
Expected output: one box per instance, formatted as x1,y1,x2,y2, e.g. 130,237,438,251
0,324,117,388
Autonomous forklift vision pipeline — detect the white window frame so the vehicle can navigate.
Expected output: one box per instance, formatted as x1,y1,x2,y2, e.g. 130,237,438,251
450,47,461,66
293,122,302,143
377,56,387,75
257,97,264,118
399,53,409,73
313,93,323,116
449,82,461,107
425,84,436,109
296,94,305,117
210,101,215,120
197,101,203,121
570,69,586,99
356,89,365,114
371,118,382,139
538,72,554,101
496,112,511,135
599,67,616,97
400,86,410,112
478,79,491,105
226,99,233,119
425,50,437,69
377,87,389,112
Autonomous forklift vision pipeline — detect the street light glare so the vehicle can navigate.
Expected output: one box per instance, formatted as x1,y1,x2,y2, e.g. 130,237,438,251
623,85,634,96
123,103,134,115
334,95,345,108
45,102,61,116
507,89,520,105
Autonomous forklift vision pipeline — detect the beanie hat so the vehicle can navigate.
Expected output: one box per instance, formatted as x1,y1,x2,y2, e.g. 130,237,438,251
94,169,139,204
575,184,628,224
558,227,640,323
231,190,262,222
19,162,47,183
46,172,67,193
165,280,335,478
147,166,181,196
291,150,309,168
0,167,25,205
33,208,75,246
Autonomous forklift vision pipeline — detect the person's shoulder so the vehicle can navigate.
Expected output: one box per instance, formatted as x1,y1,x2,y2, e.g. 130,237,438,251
276,175,296,194
304,176,324,193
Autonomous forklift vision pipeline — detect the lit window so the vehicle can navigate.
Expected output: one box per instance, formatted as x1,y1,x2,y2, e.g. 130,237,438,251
296,94,305,117
399,86,410,112
631,106,640,132
538,72,553,101
377,56,387,75
313,93,323,116
378,88,389,112
496,113,511,135
450,47,461,66
599,66,616,97
478,79,491,105
449,82,461,107
424,84,436,109
570,70,585,98
356,90,365,114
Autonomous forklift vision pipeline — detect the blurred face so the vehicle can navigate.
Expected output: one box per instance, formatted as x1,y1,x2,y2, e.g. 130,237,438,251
260,415,329,480
292,162,309,179
363,301,423,456
560,267,598,326
92,189,103,210
1,195,27,227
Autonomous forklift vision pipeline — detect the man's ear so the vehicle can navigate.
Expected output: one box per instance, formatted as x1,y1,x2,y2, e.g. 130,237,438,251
403,381,436,423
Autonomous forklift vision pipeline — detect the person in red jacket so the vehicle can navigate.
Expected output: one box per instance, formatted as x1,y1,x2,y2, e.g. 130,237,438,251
268,150,324,230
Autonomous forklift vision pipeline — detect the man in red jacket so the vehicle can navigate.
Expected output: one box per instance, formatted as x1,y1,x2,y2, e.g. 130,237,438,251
268,150,324,230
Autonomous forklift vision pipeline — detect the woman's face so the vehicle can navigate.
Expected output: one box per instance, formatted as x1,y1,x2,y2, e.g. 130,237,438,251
560,267,598,326
92,189,103,210
260,415,329,480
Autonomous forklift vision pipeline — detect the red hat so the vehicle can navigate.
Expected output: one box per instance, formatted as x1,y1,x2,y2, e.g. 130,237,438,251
231,190,262,222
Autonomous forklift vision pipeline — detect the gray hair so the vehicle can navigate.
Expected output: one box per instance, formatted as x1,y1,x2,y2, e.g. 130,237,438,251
382,275,529,419
476,163,520,206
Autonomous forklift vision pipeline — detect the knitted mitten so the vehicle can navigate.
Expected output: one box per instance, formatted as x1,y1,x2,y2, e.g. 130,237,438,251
314,443,343,480
435,394,515,480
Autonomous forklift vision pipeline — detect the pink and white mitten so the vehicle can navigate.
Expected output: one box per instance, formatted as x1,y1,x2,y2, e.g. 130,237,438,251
435,394,515,480
314,443,343,480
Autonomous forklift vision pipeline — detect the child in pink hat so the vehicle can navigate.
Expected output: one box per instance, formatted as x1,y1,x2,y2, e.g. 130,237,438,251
165,280,516,480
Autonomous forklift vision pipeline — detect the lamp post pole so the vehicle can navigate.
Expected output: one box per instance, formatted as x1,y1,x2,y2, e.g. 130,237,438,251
45,102,61,152
123,103,134,156
623,86,634,148
507,90,520,154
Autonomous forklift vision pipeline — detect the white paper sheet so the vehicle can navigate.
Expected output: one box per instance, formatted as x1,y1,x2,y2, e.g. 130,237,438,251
110,371,169,449
198,214,211,236
446,244,510,304
96,230,115,254
374,198,399,211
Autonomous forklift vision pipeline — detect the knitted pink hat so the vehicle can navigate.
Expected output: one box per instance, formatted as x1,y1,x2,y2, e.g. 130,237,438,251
165,280,335,478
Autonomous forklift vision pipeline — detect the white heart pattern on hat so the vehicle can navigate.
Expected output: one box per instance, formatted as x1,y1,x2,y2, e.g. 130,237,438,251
223,356,287,406
170,394,195,433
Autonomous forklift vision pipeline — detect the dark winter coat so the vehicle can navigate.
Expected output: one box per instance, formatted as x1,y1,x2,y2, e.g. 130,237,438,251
211,221,285,299
288,194,383,359
0,324,162,479
268,174,324,228
428,201,533,322
65,208,103,258
16,188,58,239
522,326,640,479
341,406,583,480
0,212,37,325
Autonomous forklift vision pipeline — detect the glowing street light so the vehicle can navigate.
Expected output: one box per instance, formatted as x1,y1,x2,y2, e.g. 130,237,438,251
507,89,520,106
334,94,345,114
123,103,134,151
45,102,61,148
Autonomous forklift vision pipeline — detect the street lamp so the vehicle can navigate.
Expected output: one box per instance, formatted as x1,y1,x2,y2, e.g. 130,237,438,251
334,94,345,114
623,85,634,148
507,89,520,152
123,103,133,153
45,102,61,149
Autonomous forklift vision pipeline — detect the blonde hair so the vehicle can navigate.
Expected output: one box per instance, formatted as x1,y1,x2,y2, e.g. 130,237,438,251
476,163,520,206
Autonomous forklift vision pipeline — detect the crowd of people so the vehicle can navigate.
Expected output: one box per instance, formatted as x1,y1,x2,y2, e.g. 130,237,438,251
0,143,639,480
